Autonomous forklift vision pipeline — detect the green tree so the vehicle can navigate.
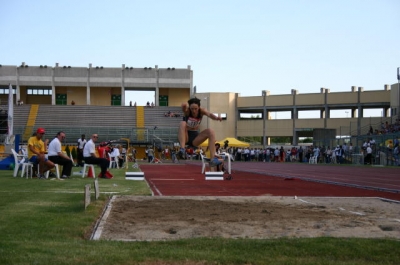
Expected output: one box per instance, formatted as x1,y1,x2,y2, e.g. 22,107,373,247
65,145,71,157
71,147,77,160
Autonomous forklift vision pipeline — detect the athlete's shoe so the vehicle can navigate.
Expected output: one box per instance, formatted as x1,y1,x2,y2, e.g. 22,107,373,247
178,148,186,160
209,157,222,167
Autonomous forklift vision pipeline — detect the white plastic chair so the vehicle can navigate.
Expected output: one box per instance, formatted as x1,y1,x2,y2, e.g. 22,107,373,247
108,153,119,169
200,153,211,174
82,163,96,178
200,153,210,173
11,148,33,178
44,164,60,179
220,152,232,174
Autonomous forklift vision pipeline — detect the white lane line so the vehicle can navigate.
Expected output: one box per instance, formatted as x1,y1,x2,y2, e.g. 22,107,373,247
296,197,368,216
150,179,195,181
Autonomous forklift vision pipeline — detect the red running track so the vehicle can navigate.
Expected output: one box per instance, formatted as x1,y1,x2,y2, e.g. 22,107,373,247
140,162,400,201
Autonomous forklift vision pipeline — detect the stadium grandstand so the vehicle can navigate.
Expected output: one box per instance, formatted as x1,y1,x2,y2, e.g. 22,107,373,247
0,63,399,166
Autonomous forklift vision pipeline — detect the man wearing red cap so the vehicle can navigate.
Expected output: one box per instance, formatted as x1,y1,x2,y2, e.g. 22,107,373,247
28,128,55,179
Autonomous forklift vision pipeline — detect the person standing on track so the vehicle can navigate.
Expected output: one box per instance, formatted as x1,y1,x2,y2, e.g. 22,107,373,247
177,97,222,167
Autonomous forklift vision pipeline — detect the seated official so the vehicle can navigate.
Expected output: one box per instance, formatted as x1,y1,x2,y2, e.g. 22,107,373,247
28,128,55,179
48,131,73,179
83,134,109,178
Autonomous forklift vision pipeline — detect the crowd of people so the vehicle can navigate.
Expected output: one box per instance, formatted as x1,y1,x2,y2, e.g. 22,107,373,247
369,119,400,135
164,111,181,117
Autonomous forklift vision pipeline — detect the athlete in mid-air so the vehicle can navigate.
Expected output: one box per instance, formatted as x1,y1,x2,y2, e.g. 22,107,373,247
178,97,222,167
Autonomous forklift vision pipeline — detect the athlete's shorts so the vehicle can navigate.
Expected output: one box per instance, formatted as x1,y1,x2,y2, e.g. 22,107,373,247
29,155,48,164
186,130,199,147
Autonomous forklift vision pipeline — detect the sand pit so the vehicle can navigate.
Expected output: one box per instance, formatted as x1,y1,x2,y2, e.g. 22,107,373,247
93,196,400,241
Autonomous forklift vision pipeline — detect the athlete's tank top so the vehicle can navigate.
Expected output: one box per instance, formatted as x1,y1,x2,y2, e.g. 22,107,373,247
183,109,202,130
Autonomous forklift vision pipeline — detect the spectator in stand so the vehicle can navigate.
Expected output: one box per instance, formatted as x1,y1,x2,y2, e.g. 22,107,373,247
320,145,326,163
285,149,291,162
265,148,271,162
164,146,170,159
147,146,154,163
348,142,353,156
290,147,297,162
364,145,373,165
279,146,285,162
298,146,304,163
393,144,399,166
236,147,242,161
121,146,127,161
325,146,332,163
274,148,280,162
305,146,313,162
368,126,373,135
335,145,344,164
250,148,255,161
342,143,347,160
48,131,73,179
243,147,250,161
186,147,194,160
313,146,320,162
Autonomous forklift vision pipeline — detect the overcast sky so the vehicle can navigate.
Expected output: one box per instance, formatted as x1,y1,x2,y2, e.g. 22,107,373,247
1,0,399,117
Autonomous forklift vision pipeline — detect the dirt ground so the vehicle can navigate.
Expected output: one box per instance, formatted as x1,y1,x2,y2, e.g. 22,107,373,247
97,196,400,241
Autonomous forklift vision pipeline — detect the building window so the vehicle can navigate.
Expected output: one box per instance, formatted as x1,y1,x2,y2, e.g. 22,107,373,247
27,87,52,95
0,87,16,94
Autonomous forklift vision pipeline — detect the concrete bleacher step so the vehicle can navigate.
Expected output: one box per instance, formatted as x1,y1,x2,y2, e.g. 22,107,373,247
12,104,181,144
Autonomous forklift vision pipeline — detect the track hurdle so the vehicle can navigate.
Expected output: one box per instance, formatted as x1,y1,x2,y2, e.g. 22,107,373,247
205,171,224,180
125,172,145,180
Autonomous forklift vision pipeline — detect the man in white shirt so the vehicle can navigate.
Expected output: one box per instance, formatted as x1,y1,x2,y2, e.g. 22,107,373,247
83,134,109,178
364,145,373,165
48,131,73,179
77,134,86,167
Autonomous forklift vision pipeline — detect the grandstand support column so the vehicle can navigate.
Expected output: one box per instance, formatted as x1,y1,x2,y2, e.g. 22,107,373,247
189,65,193,96
291,89,298,146
87,64,91,105
324,105,329,124
323,88,329,129
121,86,125,106
51,66,55,105
15,66,20,104
121,64,125,106
292,107,298,145
155,65,159,106
357,87,363,136
262,90,266,148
